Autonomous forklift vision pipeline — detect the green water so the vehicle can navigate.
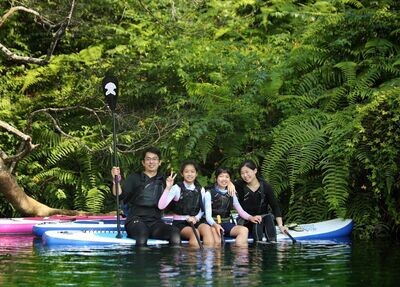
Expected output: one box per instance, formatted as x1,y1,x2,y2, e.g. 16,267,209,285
1,236,399,286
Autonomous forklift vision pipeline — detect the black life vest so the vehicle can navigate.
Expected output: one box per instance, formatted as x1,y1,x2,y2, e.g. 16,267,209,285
170,181,203,216
208,187,233,218
135,174,164,207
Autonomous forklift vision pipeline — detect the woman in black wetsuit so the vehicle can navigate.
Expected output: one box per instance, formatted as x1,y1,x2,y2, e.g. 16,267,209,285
234,160,289,241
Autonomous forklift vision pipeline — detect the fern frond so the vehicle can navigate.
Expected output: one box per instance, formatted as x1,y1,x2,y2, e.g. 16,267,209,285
321,160,349,217
286,185,330,224
263,116,327,194
197,133,216,164
334,61,357,86
346,192,378,239
297,72,321,95
46,140,80,166
83,185,107,213
364,38,396,57
324,86,348,111
33,167,77,185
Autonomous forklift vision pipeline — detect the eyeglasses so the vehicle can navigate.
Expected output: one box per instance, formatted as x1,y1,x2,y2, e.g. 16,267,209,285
144,157,159,162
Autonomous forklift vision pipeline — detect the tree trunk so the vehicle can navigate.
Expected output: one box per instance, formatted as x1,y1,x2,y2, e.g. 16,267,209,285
0,168,87,217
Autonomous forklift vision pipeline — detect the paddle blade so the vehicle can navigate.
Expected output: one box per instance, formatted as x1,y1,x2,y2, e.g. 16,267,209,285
102,76,118,111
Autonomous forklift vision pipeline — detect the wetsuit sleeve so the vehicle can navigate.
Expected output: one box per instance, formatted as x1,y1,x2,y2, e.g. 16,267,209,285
158,184,180,209
194,187,205,222
263,181,282,218
204,191,216,226
233,180,245,203
232,195,251,220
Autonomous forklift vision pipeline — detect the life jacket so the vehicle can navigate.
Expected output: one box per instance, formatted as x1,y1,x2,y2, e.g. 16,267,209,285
208,187,233,219
170,181,203,216
134,174,165,208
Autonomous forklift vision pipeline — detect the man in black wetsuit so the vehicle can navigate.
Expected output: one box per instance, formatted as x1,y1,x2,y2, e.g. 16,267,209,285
112,147,181,246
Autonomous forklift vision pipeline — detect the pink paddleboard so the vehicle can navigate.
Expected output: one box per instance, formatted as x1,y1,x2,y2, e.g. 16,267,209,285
0,215,118,234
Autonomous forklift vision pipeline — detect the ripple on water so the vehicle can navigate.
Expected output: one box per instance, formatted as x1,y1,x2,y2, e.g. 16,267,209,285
2,237,400,287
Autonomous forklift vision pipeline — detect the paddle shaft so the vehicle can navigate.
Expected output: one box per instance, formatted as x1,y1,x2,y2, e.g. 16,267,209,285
284,230,297,243
190,222,203,249
112,110,122,239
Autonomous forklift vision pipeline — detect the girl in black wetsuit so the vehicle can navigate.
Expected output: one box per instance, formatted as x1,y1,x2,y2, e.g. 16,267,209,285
234,160,289,241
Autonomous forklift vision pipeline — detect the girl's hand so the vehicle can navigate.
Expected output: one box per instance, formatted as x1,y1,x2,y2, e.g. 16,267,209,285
186,216,197,224
166,170,177,189
213,223,225,236
248,215,262,224
227,181,236,196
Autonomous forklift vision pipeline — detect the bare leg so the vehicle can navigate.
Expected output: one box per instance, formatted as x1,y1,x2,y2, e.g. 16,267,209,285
230,225,249,246
211,225,222,245
181,226,201,247
198,223,214,246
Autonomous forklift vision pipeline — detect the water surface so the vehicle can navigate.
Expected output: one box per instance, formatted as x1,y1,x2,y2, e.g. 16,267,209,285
1,235,399,286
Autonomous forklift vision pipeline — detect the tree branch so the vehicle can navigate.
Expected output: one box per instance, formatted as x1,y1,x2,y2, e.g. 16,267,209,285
0,120,40,172
26,106,106,152
0,43,48,65
0,6,53,28
46,0,76,58
0,1,76,65
0,120,31,142
116,117,181,153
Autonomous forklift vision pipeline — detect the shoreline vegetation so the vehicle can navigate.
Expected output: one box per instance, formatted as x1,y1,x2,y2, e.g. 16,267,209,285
1,0,399,240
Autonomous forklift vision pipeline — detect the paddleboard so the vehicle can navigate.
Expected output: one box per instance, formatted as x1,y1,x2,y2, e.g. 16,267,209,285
33,219,126,237
42,218,353,246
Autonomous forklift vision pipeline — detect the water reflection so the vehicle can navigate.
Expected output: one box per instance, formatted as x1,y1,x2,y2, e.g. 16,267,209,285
3,236,400,287
153,243,290,286
156,245,259,286
0,235,35,251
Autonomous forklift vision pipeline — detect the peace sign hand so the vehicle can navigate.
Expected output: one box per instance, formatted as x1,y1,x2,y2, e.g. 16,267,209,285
166,170,177,189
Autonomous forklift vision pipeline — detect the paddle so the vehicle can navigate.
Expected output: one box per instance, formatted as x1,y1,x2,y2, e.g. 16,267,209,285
103,75,122,239
284,230,297,244
190,222,203,250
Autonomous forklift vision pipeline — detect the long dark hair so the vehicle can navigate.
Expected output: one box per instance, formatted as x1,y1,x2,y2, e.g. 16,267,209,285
238,160,263,180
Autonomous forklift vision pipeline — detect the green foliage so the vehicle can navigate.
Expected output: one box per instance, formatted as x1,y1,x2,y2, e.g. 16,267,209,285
1,0,400,239
262,0,400,238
